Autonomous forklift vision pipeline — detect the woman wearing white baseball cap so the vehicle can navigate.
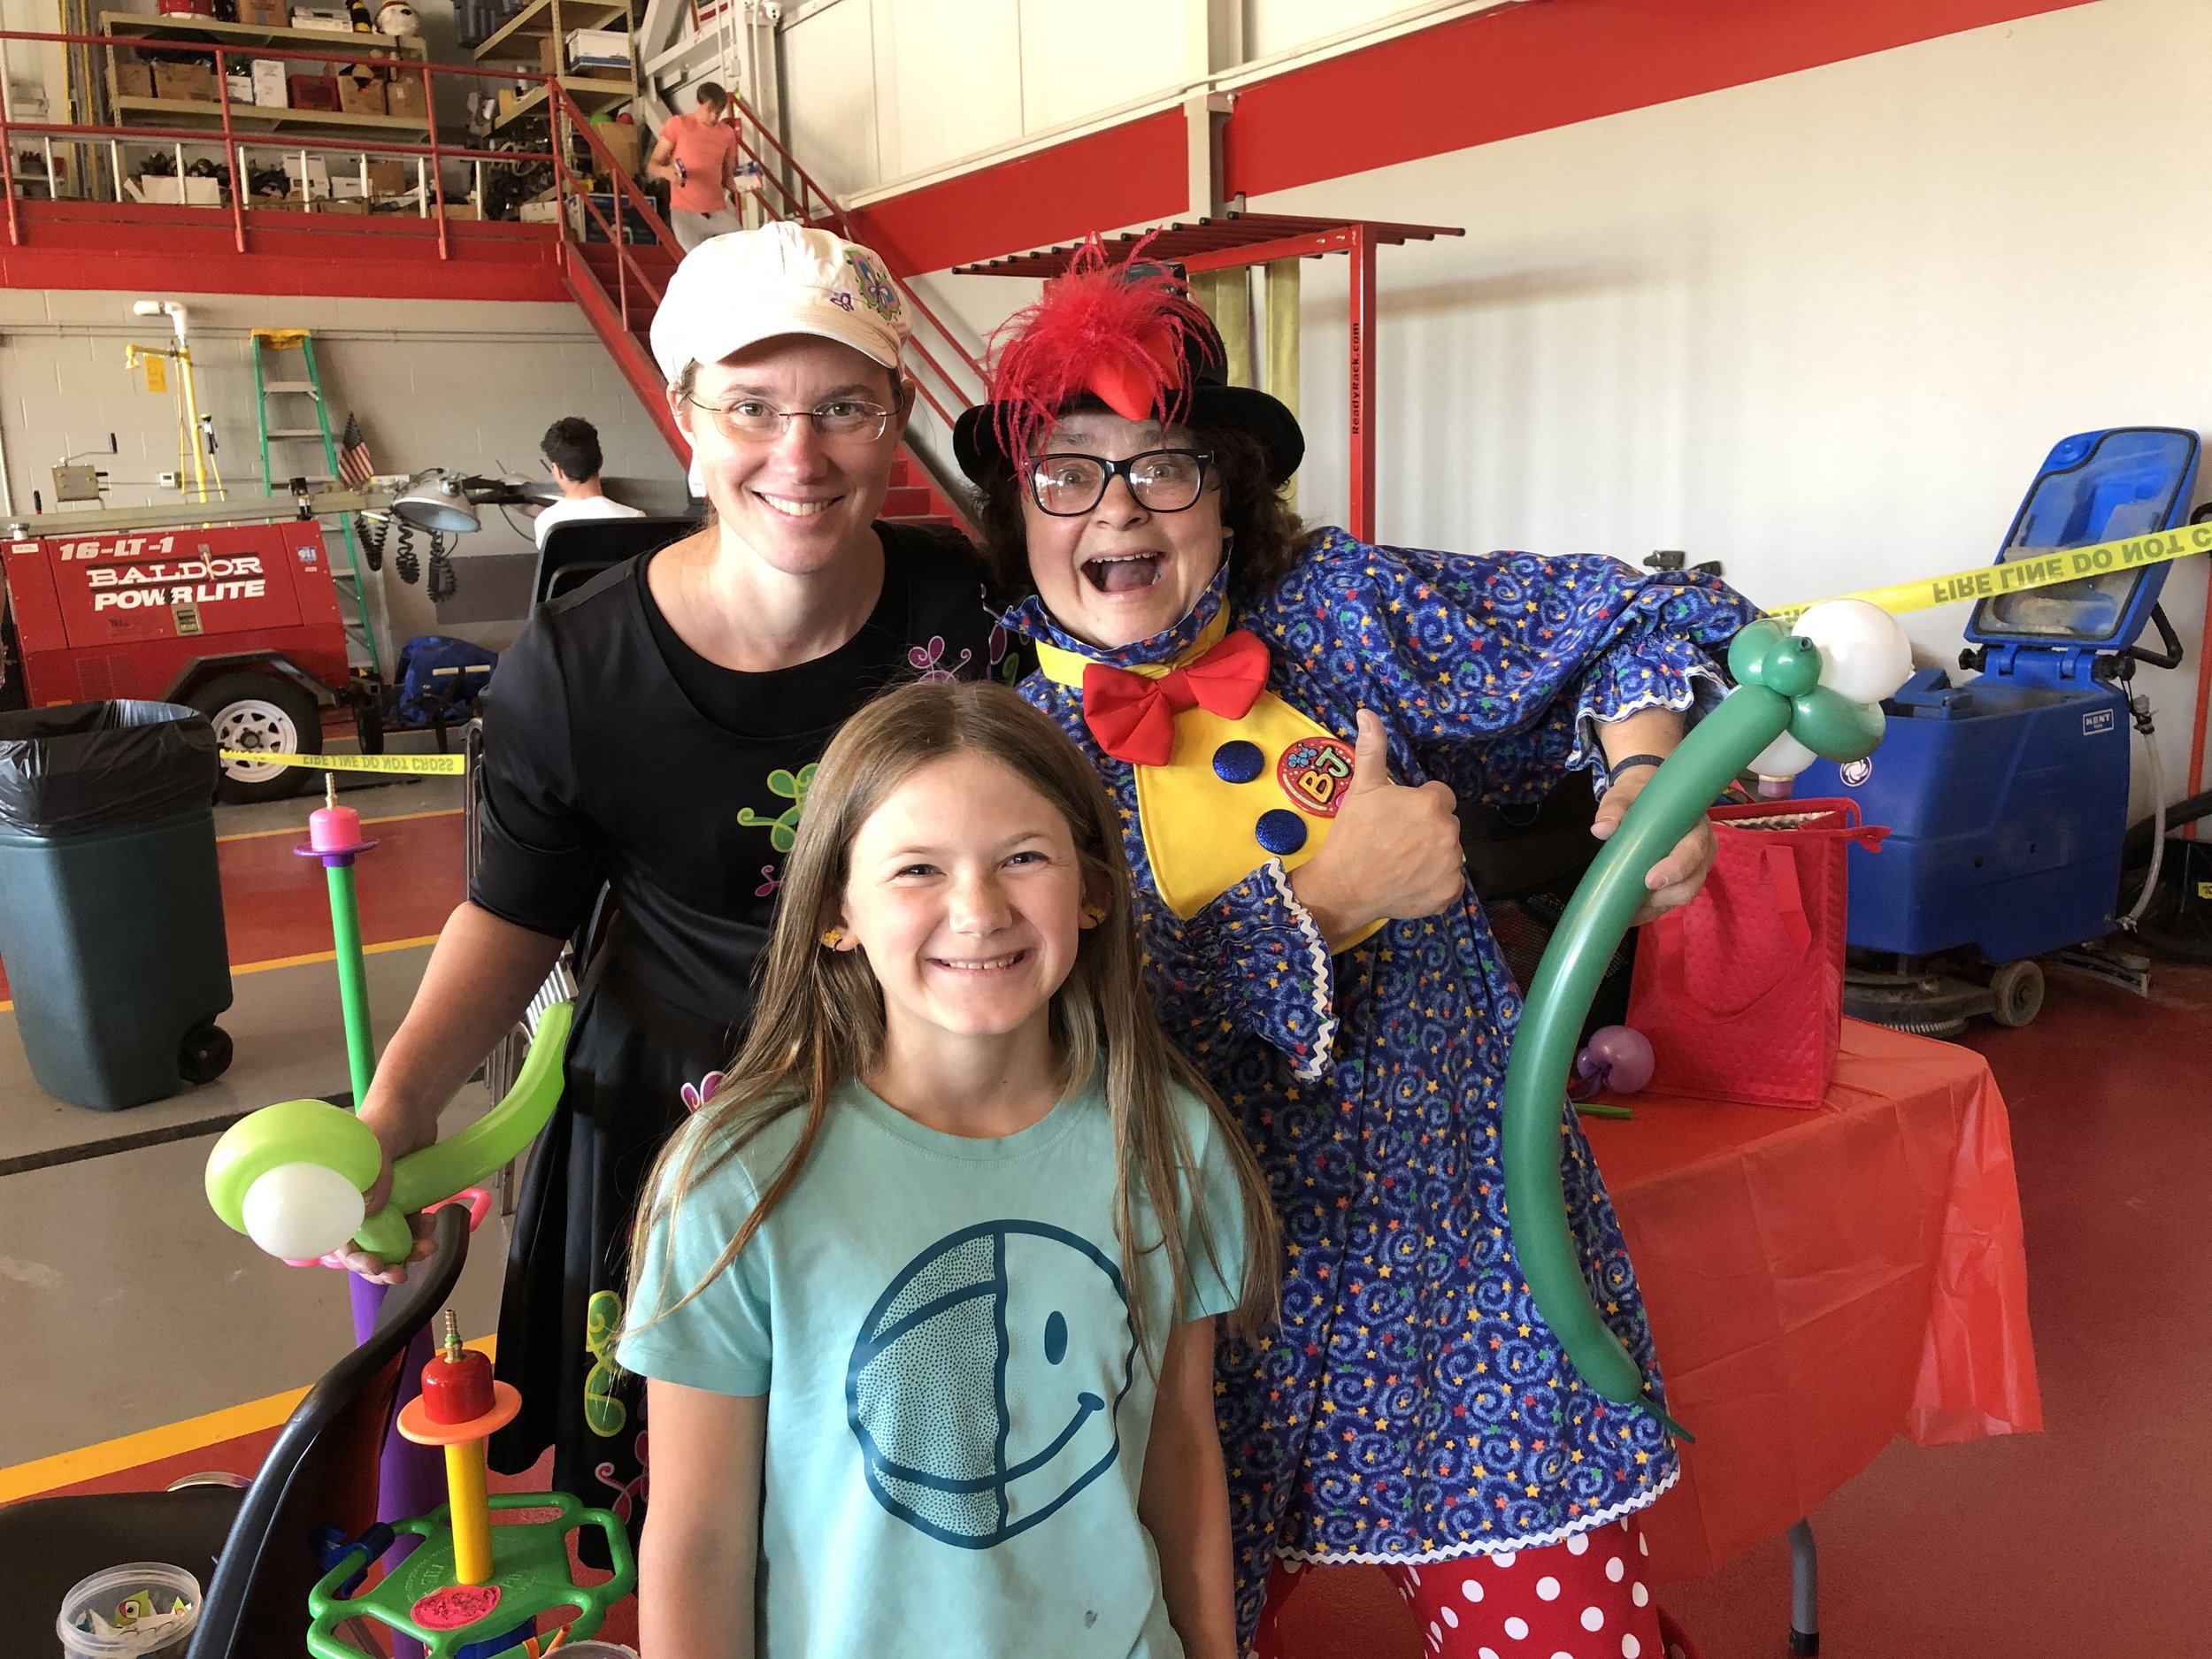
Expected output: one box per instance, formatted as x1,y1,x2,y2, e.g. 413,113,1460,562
347,223,1007,1546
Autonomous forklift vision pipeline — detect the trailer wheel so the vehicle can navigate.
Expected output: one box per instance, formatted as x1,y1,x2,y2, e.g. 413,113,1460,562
188,672,321,804
1989,959,2046,1028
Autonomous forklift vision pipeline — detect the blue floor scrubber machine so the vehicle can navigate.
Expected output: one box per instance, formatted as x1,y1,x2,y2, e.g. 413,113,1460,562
1797,426,2201,1034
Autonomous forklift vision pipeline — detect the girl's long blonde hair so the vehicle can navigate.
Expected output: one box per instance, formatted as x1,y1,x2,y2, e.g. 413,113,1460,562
626,679,1280,1356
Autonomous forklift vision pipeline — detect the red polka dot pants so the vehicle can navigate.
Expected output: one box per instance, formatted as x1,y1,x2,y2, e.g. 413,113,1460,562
1252,1516,1700,1659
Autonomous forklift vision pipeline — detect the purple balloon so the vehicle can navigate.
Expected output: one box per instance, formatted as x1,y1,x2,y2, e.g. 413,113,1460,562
1579,1025,1655,1094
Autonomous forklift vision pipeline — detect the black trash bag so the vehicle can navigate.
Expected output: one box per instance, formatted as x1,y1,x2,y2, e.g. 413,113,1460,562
0,701,219,837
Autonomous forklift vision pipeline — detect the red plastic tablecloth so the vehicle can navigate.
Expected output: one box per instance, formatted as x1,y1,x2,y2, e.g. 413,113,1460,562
1583,1018,2042,1581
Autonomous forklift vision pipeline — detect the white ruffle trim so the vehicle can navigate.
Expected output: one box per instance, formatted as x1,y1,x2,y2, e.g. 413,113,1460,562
1272,1462,1680,1568
1263,857,1337,1084
1568,664,1729,784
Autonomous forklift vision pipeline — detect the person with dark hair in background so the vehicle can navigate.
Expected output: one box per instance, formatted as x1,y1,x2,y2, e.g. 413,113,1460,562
535,416,646,549
648,81,741,251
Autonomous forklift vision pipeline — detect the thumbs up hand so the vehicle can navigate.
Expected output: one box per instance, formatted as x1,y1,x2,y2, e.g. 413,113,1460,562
1288,710,1466,950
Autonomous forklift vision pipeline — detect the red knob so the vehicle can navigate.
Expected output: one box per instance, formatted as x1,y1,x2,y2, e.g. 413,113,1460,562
421,1344,495,1425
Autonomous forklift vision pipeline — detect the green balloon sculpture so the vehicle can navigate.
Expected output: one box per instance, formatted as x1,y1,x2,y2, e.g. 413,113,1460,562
207,1002,573,1266
1498,615,1900,1426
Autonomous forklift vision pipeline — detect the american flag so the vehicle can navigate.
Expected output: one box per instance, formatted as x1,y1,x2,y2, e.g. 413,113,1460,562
336,412,375,489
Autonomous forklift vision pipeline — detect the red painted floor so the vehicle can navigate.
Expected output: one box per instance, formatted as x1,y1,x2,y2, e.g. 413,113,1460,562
0,810,463,1005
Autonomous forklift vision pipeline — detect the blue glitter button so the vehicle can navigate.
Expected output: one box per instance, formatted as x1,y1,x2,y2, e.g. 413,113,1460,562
1213,740,1264,784
1254,809,1308,856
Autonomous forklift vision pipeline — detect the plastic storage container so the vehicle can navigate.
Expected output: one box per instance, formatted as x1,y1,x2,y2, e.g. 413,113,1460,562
56,1562,202,1658
0,701,233,1110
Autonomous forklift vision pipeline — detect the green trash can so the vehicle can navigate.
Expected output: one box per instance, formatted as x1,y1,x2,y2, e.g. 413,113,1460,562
0,701,234,1110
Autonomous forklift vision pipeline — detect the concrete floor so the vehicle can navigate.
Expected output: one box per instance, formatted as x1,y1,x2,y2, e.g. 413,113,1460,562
0,772,503,1472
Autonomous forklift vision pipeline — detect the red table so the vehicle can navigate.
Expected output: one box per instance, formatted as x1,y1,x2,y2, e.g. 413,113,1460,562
1581,1016,2042,1579
1275,1018,2041,1651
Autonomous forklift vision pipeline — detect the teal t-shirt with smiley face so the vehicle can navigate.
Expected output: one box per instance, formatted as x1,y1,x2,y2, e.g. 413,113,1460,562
616,1072,1250,1659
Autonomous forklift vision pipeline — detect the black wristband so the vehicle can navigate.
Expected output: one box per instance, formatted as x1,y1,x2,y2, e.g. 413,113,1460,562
1604,753,1667,779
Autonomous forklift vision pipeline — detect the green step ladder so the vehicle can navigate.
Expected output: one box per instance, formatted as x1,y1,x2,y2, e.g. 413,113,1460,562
249,327,383,678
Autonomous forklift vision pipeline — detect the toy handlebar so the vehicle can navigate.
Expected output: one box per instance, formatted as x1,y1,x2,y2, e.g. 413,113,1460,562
1498,610,1905,1421
206,1002,572,1268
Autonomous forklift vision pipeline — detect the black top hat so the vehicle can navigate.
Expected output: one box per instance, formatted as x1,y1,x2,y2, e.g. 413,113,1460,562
951,253,1305,488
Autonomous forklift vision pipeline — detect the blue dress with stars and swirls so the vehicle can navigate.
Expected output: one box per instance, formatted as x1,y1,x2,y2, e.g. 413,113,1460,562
1004,527,1758,1640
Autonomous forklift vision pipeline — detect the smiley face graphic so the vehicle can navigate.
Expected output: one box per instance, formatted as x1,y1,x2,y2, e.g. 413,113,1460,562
845,1220,1135,1548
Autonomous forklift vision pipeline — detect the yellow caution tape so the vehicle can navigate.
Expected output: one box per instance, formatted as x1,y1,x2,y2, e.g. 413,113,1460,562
1767,519,2212,625
218,749,466,776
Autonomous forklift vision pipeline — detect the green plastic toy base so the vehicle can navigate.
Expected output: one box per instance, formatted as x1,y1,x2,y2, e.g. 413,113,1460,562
305,1491,635,1659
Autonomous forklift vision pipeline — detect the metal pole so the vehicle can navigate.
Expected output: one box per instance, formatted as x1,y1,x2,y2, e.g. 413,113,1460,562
419,57,445,259
214,42,243,251
1787,1518,1820,1656
1347,222,1376,543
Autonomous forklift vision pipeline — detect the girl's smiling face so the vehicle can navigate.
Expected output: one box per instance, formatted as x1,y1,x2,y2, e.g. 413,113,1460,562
1019,410,1230,650
829,751,1100,1050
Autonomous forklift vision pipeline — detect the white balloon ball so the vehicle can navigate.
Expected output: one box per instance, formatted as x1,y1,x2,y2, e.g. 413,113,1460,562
1749,730,1818,780
242,1161,365,1262
1794,599,1914,705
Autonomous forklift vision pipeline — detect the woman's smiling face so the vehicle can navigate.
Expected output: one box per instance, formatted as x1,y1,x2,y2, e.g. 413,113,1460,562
1019,410,1229,650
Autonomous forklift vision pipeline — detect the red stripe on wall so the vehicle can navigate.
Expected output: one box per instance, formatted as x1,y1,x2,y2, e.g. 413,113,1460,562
849,0,2093,274
849,108,1187,279
1224,0,2095,198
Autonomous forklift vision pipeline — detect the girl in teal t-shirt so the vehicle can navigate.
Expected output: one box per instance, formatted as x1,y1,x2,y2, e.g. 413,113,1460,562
619,679,1280,1658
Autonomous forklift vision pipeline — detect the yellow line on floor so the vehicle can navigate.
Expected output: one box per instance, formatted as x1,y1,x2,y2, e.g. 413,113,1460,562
217,805,464,844
0,933,441,1014
0,1336,495,1503
228,933,444,979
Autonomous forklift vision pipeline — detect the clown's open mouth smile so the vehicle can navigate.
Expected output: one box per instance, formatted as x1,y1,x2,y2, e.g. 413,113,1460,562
1082,553,1163,593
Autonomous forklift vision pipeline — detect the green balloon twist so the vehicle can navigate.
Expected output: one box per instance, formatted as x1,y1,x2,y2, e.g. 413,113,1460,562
207,1001,573,1265
1497,621,1885,1423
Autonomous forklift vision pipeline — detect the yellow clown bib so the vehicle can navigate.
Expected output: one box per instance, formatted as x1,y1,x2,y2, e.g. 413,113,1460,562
1038,617,1384,949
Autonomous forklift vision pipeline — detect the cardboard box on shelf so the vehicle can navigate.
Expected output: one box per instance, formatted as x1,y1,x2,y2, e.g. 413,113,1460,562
282,155,333,195
288,73,340,111
151,60,219,104
539,36,557,74
225,65,255,103
565,27,626,66
518,196,559,223
113,59,154,99
321,197,369,213
590,120,638,174
250,58,287,107
337,72,386,115
383,73,425,119
134,173,223,205
235,0,288,24
365,157,408,194
289,6,353,29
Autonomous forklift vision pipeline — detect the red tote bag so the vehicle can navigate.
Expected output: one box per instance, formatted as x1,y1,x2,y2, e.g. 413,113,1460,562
1625,799,1887,1109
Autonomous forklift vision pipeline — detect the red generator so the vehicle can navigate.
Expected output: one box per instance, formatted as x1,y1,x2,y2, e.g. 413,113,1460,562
1,520,364,803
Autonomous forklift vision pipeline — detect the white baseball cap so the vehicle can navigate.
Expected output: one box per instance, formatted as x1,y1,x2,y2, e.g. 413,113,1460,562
649,222,910,384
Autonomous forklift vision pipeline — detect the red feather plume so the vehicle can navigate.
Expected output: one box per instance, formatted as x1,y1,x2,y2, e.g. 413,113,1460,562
986,236,1217,467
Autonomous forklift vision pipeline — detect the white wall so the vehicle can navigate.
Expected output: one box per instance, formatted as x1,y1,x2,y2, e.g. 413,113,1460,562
782,0,1198,196
1255,0,2212,812
895,0,2212,813
0,288,680,654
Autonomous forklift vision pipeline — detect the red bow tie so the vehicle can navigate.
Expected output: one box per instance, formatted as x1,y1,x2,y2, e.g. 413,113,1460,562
1080,629,1271,766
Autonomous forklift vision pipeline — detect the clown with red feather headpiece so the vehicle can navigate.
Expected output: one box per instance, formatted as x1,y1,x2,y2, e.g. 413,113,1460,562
956,239,1758,1657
